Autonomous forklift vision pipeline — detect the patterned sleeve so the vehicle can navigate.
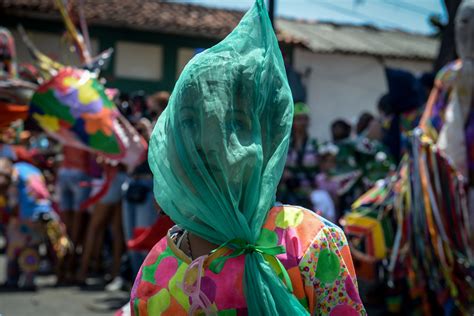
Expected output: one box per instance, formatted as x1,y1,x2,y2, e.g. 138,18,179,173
299,225,366,315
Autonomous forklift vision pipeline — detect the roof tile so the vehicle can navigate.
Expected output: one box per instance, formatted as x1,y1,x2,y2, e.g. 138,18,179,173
0,0,439,60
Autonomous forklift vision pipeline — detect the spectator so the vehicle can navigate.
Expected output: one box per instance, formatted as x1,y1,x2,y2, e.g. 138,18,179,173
117,93,131,117
379,68,425,162
146,91,170,125
311,146,338,223
357,112,384,142
356,112,375,136
128,91,147,123
56,145,92,284
277,102,318,209
76,161,127,290
331,119,352,142
122,118,159,278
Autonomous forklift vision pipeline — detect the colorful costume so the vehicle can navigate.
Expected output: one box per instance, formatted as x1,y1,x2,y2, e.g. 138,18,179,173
18,0,147,170
6,162,52,288
132,206,365,315
419,0,474,184
134,0,365,315
420,59,474,185
342,1,474,314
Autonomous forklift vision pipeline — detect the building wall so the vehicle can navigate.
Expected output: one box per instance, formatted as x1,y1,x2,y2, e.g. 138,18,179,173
4,16,217,94
292,48,433,141
12,30,99,67
5,16,434,135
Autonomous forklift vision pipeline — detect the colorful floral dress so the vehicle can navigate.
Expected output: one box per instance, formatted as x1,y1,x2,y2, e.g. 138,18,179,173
131,205,366,315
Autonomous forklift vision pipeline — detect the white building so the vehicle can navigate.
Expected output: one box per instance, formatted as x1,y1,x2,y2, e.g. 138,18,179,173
278,20,438,140
2,0,439,142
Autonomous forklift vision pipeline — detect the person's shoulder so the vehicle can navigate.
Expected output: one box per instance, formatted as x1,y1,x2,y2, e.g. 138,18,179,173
266,204,338,227
263,204,340,253
131,236,171,301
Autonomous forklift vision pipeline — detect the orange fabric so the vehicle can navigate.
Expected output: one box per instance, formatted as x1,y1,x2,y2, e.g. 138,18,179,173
419,85,441,133
341,245,357,278
287,266,306,299
304,284,315,312
0,104,29,129
163,297,186,316
261,204,280,231
138,299,148,316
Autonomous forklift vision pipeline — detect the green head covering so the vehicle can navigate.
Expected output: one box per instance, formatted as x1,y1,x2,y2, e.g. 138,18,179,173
294,102,310,117
148,0,308,314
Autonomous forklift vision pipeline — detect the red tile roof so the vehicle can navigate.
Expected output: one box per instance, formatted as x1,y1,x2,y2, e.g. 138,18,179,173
1,0,252,40
1,0,437,60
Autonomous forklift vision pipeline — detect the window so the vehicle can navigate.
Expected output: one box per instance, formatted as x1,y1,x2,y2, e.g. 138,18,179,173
13,31,98,66
176,47,197,78
115,41,163,80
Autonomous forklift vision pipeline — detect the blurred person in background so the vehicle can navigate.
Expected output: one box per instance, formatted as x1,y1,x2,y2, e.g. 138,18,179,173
331,118,352,143
128,92,147,124
4,159,56,290
277,102,318,209
356,111,385,142
356,112,375,137
56,145,93,284
117,93,131,117
76,161,127,290
377,68,425,162
146,91,170,125
122,118,159,279
311,143,339,222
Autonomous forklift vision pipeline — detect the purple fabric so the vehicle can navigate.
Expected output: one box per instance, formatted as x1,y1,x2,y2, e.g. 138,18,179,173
54,89,102,118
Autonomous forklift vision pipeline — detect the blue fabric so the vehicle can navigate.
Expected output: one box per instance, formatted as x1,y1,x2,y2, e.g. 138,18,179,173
99,172,128,204
13,162,52,220
57,167,92,211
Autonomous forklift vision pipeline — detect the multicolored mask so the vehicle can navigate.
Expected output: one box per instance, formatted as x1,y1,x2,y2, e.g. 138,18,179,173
30,67,146,167
21,0,146,168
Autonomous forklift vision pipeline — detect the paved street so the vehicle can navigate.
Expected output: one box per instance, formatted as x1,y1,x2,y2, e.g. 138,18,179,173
0,276,129,316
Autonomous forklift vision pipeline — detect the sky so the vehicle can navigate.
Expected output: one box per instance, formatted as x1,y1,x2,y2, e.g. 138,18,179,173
171,0,448,35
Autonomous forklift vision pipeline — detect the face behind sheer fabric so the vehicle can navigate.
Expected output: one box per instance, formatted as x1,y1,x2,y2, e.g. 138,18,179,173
149,2,310,313
161,55,291,226
168,61,262,200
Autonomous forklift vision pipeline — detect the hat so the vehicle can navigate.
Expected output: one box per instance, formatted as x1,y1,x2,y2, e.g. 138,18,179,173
294,102,310,116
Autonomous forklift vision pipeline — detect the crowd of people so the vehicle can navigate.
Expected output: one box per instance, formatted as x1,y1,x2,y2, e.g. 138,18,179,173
277,67,433,225
0,65,432,295
0,90,169,292
4,0,472,314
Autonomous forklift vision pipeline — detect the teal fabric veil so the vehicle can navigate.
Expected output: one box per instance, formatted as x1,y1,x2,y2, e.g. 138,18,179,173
149,0,308,314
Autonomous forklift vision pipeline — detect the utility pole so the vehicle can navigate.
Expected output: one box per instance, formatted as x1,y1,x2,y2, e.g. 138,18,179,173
268,0,275,29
